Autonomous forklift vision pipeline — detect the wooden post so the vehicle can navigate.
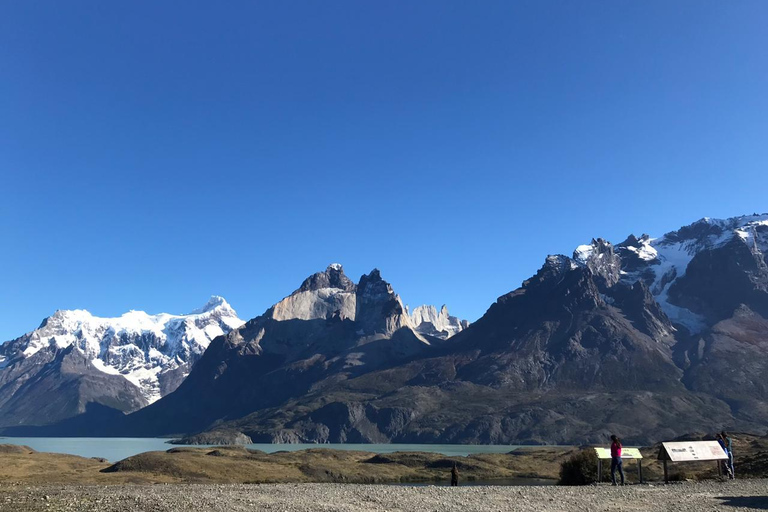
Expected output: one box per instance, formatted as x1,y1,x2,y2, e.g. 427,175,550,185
598,459,602,484
717,461,722,477
663,460,668,484
638,460,643,484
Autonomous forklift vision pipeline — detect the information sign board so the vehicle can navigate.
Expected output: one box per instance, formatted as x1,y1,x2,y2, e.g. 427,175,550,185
659,441,727,462
594,447,643,460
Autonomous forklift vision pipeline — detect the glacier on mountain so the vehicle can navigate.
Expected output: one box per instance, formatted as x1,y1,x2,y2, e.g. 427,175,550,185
616,214,768,333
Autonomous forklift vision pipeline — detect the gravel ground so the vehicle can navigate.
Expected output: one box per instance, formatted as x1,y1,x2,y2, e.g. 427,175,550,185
0,480,767,512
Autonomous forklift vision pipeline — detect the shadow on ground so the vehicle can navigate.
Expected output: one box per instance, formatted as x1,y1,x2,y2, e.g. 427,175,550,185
717,496,768,510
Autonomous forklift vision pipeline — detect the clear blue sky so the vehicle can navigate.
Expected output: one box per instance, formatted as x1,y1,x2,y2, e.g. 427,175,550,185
1,1,767,341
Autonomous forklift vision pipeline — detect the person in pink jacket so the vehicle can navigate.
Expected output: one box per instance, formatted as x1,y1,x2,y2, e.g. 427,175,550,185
610,435,625,486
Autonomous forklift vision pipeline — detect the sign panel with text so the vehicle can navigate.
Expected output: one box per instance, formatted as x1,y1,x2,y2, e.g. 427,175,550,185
659,441,727,462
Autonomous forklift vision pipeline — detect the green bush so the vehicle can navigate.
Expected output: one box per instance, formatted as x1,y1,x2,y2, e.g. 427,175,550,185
559,449,598,485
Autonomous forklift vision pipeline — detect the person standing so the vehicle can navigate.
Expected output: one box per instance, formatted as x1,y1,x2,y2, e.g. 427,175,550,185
721,431,735,479
717,432,734,479
610,435,625,486
451,462,459,487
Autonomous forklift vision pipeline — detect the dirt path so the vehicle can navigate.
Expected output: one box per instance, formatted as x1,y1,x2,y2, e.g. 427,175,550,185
1,479,767,511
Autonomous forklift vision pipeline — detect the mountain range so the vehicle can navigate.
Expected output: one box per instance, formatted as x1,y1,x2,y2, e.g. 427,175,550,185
2,213,767,445
0,273,465,431
0,297,244,427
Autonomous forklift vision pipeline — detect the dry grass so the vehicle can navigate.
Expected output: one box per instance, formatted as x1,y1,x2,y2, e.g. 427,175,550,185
1,433,765,486
0,446,174,484
102,446,576,484
0,444,573,485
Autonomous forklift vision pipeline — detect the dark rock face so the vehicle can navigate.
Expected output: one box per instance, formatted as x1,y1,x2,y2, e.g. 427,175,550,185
451,262,679,393
668,239,768,321
355,269,410,336
0,346,145,427
681,305,768,419
610,281,674,339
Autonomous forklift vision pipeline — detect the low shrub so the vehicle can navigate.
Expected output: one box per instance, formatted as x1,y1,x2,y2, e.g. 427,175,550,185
559,449,598,485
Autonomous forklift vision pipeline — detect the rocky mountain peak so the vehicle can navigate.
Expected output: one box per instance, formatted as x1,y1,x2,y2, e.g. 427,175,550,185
574,238,621,288
188,295,233,315
355,269,410,336
356,269,389,299
297,264,356,293
527,255,576,285
407,304,469,339
271,264,357,322
38,308,90,330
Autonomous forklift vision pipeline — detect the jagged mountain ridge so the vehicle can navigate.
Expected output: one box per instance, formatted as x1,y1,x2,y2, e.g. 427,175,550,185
268,263,468,339
153,214,768,445
115,266,463,436
0,267,469,432
0,297,244,427
5,214,767,445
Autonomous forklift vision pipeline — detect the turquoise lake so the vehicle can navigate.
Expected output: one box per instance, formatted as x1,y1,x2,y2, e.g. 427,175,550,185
0,437,535,462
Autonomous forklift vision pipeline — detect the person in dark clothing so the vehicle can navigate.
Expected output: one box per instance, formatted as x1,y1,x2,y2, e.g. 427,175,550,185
717,433,734,479
610,435,625,486
721,431,735,479
450,463,459,487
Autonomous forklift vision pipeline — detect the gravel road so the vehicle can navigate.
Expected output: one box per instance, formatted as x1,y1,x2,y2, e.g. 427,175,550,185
1,480,766,512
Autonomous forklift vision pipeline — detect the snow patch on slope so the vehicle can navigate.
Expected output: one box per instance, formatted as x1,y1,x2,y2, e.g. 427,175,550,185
573,245,595,264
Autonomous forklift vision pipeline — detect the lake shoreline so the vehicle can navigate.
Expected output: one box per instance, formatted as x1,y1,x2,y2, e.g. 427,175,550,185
0,436,571,462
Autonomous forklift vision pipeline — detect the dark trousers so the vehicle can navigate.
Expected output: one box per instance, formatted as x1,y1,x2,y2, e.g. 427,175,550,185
451,479,458,487
728,452,735,479
611,457,625,485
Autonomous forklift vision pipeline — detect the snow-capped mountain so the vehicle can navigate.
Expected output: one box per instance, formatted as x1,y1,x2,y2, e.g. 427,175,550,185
614,213,768,333
406,304,469,339
0,296,244,409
